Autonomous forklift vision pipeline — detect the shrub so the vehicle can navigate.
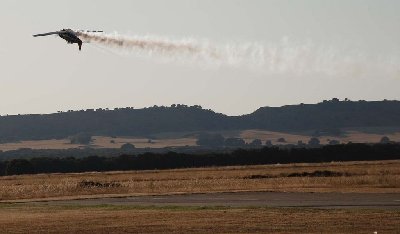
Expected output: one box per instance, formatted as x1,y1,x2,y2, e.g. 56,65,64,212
308,137,320,147
380,136,391,144
277,137,286,143
121,143,136,151
225,138,246,147
249,139,262,147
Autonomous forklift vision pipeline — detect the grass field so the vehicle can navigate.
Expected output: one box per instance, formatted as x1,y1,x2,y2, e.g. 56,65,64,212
1,160,399,201
0,160,399,233
0,204,398,233
0,129,399,151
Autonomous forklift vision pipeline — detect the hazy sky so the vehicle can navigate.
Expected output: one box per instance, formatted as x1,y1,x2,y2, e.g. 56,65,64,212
0,0,399,115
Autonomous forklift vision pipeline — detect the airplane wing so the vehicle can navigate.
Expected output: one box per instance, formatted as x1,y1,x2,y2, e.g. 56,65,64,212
32,31,62,37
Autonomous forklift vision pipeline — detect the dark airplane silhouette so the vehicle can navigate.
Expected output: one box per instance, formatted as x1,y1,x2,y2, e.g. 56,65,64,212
33,29,103,51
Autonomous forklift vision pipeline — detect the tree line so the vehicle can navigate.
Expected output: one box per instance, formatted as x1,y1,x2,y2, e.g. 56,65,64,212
0,99,399,142
1,143,399,176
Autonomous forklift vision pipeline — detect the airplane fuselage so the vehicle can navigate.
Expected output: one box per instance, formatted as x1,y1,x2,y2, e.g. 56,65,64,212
58,30,82,50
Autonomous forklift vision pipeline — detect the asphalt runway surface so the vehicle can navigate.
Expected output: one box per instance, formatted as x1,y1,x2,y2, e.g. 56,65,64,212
45,192,400,209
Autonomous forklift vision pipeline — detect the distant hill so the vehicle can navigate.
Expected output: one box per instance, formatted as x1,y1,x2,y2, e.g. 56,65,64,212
243,99,400,132
0,100,399,142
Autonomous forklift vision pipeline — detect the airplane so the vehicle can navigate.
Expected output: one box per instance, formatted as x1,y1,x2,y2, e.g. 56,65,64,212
33,29,103,51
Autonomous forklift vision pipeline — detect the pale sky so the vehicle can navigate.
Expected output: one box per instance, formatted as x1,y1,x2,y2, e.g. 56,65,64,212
0,0,399,116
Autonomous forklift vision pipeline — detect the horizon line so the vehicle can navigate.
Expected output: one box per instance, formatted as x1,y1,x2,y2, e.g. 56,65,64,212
1,98,398,117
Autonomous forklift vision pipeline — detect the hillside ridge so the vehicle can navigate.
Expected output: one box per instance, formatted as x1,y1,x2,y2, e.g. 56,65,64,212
0,99,399,141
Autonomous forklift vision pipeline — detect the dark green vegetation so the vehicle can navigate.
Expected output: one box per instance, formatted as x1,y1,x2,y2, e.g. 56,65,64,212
69,133,93,145
0,99,399,142
0,143,399,176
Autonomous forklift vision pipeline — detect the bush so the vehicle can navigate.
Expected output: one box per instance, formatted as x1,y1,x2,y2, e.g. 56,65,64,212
308,137,320,147
249,139,262,147
225,138,246,147
297,140,306,147
265,140,273,147
380,136,390,144
277,137,286,143
78,180,121,188
121,143,136,151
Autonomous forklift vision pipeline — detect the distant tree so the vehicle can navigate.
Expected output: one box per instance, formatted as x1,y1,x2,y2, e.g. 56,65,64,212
196,133,225,148
277,137,286,143
265,140,273,147
121,143,136,151
225,138,246,147
249,139,262,147
69,133,92,145
110,140,115,144
380,136,391,144
297,140,306,147
308,137,320,147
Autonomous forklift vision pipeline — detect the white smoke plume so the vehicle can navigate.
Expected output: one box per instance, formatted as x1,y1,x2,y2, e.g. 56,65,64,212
78,32,399,78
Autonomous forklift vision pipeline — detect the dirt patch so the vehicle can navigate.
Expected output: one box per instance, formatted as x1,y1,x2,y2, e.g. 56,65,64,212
243,170,351,179
286,170,350,177
77,180,122,189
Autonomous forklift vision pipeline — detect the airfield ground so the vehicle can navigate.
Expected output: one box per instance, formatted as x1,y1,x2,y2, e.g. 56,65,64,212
0,160,399,233
0,204,399,233
1,160,399,201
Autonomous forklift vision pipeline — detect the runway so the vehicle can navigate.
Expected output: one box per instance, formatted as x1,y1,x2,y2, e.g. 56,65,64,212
44,192,400,209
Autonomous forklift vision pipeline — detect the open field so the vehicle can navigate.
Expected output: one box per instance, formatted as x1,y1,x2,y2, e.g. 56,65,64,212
0,136,197,151
0,204,399,233
1,160,399,201
0,129,399,151
1,161,399,233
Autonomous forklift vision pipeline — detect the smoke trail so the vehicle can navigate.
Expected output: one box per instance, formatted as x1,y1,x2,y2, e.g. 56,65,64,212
78,32,279,69
78,32,400,78
78,32,219,64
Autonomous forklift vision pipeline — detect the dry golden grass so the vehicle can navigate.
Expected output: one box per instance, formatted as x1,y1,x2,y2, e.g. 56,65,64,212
0,136,197,151
93,136,197,148
0,139,81,151
0,160,399,201
0,204,398,233
0,130,399,151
